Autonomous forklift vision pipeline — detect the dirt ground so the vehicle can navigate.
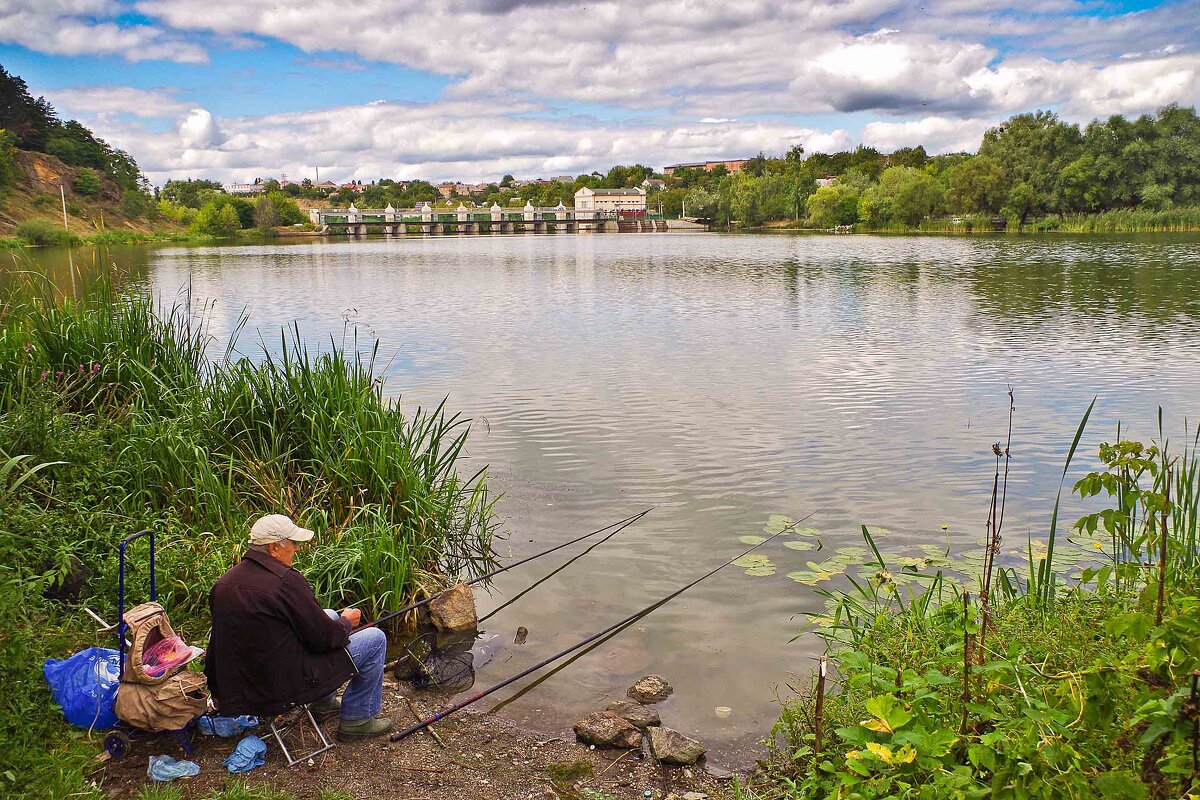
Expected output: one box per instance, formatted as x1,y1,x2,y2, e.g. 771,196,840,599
97,674,739,800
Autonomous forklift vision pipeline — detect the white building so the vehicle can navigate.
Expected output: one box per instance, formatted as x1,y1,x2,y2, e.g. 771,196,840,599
225,181,266,195
574,187,647,215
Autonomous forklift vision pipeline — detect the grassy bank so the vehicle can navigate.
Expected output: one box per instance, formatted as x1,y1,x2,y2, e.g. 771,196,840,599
0,280,497,798
0,223,271,249
753,417,1200,799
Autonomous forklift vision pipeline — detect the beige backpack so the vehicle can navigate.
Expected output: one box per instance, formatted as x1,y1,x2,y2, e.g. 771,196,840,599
113,602,210,731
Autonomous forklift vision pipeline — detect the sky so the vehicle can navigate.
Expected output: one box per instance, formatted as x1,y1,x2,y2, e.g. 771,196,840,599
0,0,1197,186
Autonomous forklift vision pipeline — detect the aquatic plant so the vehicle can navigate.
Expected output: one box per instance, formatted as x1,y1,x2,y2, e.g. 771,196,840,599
0,278,497,617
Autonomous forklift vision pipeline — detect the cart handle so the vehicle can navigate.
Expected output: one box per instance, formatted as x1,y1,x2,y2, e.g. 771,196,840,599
118,529,156,680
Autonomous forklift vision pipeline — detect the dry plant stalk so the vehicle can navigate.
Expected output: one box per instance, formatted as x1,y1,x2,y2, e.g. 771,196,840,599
979,389,1014,663
1157,467,1172,626
960,589,972,735
814,654,828,756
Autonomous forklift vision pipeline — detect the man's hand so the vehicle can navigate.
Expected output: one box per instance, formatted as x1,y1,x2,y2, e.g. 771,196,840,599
339,608,362,626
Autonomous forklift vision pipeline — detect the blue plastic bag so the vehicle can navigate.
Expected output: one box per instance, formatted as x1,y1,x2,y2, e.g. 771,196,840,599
147,754,200,782
224,734,267,773
43,647,121,729
198,715,259,737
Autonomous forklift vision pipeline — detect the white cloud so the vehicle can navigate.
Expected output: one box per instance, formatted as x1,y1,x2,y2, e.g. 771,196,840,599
0,0,206,62
863,116,994,154
51,85,192,118
178,108,222,149
55,93,852,184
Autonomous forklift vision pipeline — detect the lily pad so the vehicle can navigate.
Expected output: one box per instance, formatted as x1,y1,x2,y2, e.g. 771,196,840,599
791,526,821,538
739,535,767,545
763,515,795,534
787,570,834,586
734,554,776,576
783,540,817,551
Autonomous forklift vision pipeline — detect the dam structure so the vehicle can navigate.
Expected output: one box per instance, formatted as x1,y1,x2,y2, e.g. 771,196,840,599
309,202,669,235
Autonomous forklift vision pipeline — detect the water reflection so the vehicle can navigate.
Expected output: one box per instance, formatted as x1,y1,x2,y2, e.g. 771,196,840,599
5,231,1200,765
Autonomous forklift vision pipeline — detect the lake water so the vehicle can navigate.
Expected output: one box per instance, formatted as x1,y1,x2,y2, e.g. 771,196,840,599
9,231,1200,765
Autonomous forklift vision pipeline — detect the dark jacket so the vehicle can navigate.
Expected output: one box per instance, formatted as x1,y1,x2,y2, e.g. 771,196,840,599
205,549,355,717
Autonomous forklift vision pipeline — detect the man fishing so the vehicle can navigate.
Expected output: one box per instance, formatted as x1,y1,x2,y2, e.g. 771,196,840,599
205,514,392,740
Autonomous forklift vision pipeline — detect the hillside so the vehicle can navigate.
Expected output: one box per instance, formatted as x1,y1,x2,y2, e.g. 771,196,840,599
0,150,177,236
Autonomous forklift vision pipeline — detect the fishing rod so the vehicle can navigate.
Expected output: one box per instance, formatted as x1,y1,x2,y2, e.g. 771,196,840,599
354,507,654,633
388,510,817,743
478,514,634,625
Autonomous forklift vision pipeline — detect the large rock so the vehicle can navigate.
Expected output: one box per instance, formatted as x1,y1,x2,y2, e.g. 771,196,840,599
627,675,673,704
605,699,661,729
428,583,478,632
573,711,642,749
648,726,706,765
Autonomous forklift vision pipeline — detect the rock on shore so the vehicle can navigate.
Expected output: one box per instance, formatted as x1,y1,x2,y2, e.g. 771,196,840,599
605,699,661,729
648,726,706,765
627,675,673,704
429,583,478,632
573,711,642,749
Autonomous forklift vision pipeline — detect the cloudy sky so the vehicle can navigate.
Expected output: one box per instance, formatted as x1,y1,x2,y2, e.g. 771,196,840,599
1,0,1197,185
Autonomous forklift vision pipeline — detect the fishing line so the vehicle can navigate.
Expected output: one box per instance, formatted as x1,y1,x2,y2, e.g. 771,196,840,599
355,507,653,633
389,510,818,743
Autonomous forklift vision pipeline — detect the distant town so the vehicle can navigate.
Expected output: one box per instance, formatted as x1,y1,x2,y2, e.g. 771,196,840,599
222,159,753,199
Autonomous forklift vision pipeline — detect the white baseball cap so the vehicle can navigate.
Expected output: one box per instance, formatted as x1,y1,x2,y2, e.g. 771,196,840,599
249,514,315,545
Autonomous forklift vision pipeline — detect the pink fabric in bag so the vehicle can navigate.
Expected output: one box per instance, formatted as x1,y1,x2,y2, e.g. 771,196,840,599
141,636,202,678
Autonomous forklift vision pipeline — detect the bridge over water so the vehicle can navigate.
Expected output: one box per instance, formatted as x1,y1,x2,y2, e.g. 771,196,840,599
309,202,668,235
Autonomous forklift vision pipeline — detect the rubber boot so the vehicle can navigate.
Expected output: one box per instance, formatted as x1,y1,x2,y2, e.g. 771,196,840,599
337,715,392,740
309,697,341,721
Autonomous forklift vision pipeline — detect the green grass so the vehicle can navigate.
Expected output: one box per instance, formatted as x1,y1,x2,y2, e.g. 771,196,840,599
0,276,497,798
755,413,1200,800
14,220,79,247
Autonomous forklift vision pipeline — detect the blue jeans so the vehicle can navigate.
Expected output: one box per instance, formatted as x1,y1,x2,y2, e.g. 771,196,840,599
323,609,386,721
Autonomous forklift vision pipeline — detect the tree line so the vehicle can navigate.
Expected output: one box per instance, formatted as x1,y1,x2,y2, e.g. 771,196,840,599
670,105,1200,229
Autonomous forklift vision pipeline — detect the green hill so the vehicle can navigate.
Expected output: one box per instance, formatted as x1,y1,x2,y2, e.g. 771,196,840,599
0,65,174,238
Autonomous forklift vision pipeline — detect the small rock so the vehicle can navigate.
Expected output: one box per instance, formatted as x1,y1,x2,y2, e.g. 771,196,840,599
627,675,673,704
648,726,706,765
573,711,642,749
515,626,529,645
682,793,707,800
429,583,478,632
606,699,661,729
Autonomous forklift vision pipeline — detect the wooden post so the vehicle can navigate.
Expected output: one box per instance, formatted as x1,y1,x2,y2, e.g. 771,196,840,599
59,184,69,232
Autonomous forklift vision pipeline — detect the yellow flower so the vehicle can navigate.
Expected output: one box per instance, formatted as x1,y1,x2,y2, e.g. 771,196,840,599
940,524,949,530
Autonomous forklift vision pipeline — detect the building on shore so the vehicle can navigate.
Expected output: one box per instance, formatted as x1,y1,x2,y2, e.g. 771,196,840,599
224,180,267,195
662,159,750,177
574,186,647,215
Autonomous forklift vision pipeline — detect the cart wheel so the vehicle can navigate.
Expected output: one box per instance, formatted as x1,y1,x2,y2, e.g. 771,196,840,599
104,730,131,759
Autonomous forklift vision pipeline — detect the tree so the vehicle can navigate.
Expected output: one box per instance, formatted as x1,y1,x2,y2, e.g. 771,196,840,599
947,155,1007,214
0,129,17,190
192,201,240,236
978,110,1083,220
161,179,224,209
743,152,769,177
872,166,945,226
253,195,281,231
500,174,514,188
72,168,101,197
806,185,859,227
268,191,306,225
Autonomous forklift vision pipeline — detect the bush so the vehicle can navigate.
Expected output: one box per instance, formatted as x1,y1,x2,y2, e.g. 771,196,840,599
14,219,74,246
191,201,240,236
31,193,56,208
72,168,100,197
